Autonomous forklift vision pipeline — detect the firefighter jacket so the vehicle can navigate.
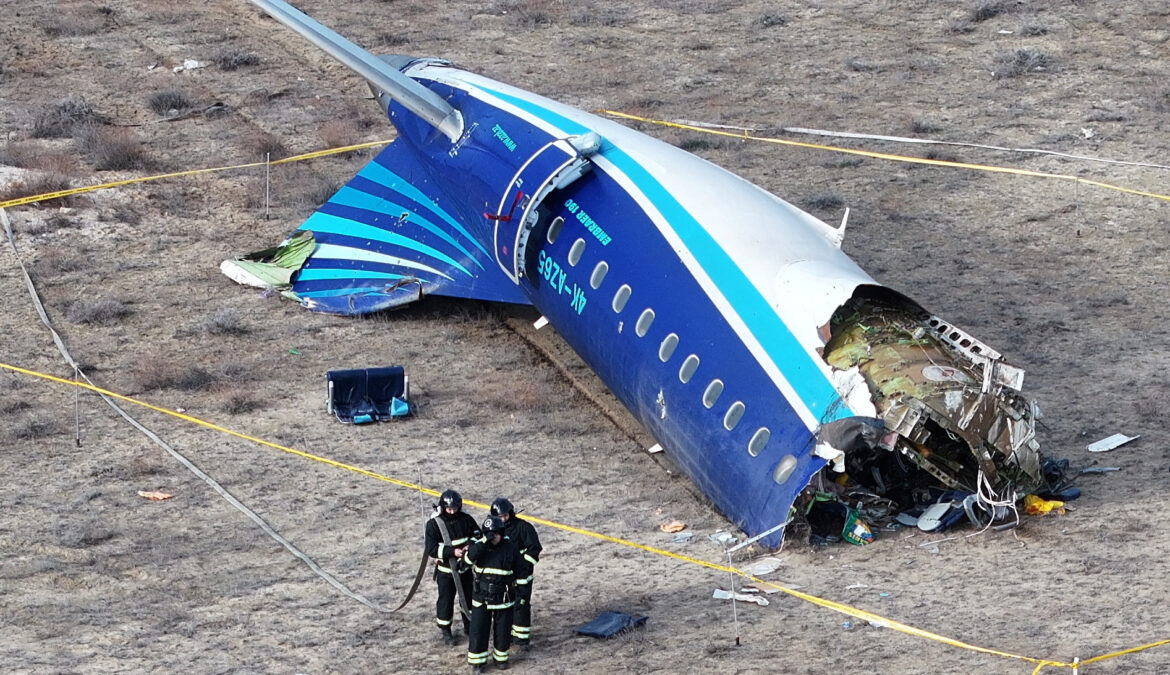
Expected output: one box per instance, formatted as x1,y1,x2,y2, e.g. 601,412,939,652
466,535,522,610
425,511,481,575
504,516,542,583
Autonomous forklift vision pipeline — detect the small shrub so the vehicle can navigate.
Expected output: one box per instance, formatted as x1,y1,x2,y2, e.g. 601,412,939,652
74,125,151,171
0,174,81,207
376,32,410,48
969,0,1008,22
992,48,1053,78
215,50,261,71
910,117,943,134
924,149,960,163
173,367,217,392
500,0,557,28
148,90,194,117
66,298,131,325
844,57,875,72
753,13,786,28
0,143,79,174
1,400,31,414
677,137,719,152
200,308,250,336
130,355,177,393
42,16,103,37
222,391,264,415
943,18,975,34
32,97,105,139
12,417,60,440
248,132,287,160
319,119,361,156
807,193,844,210
32,246,86,275
1019,19,1049,36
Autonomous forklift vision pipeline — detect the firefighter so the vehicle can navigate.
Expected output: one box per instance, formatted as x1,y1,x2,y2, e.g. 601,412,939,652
425,489,480,645
465,515,521,672
490,497,542,649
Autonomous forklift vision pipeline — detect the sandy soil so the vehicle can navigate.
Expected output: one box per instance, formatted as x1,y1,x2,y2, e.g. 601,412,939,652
3,1,1170,673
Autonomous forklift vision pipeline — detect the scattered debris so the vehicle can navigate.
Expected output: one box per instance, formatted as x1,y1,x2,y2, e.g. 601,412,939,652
713,588,769,606
709,531,737,546
659,521,687,533
1087,433,1138,453
172,59,207,73
137,490,173,501
671,531,694,544
574,611,647,638
740,557,784,577
1024,494,1066,515
845,583,869,590
1080,466,1120,475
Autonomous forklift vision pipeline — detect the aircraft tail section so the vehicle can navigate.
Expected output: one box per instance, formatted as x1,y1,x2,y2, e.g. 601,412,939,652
229,140,531,315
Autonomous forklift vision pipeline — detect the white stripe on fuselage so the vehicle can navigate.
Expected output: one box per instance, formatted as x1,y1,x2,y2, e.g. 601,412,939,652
313,243,453,280
414,65,842,430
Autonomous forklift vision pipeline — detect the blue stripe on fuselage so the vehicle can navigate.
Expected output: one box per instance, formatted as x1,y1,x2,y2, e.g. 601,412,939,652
474,84,851,425
301,212,472,278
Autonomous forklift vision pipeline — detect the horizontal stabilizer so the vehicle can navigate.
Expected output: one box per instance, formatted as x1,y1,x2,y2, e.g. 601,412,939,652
286,141,530,315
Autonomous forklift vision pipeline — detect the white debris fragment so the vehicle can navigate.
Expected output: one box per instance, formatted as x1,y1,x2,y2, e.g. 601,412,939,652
173,59,207,73
740,557,784,577
713,589,769,606
709,531,737,546
1087,433,1139,453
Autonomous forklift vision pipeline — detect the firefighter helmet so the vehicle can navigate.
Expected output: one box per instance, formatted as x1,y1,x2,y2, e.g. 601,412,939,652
439,489,463,512
490,497,515,517
482,516,506,535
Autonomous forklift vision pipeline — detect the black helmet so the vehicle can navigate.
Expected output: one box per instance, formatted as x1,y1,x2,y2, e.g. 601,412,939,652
490,497,515,517
439,489,463,512
482,516,506,535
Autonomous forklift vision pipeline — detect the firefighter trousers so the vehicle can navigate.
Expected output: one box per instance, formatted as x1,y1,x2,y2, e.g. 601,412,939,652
467,602,513,666
435,570,472,633
511,579,533,642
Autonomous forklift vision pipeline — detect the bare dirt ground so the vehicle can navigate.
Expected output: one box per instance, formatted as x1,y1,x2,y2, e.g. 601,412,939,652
3,1,1170,673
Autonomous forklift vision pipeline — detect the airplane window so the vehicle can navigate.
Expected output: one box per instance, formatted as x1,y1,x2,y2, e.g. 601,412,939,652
702,379,724,408
547,216,564,244
679,354,699,383
723,401,745,430
658,333,679,362
773,455,798,484
635,309,655,337
568,238,586,266
612,284,632,313
590,261,609,289
748,427,770,456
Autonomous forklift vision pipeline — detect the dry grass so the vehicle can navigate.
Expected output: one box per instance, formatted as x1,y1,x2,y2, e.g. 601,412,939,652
199,308,250,336
148,90,195,117
32,243,92,275
214,50,261,71
993,48,1055,79
246,132,288,161
0,174,79,207
0,142,79,174
10,416,61,440
73,125,151,171
65,298,132,325
31,97,105,139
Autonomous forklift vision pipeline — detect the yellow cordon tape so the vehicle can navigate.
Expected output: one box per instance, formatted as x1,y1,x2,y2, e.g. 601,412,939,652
599,110,1170,205
2,116,1166,671
5,361,1167,671
0,140,393,210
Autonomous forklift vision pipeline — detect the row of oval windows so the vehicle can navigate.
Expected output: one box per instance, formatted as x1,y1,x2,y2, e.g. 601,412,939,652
547,217,799,485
